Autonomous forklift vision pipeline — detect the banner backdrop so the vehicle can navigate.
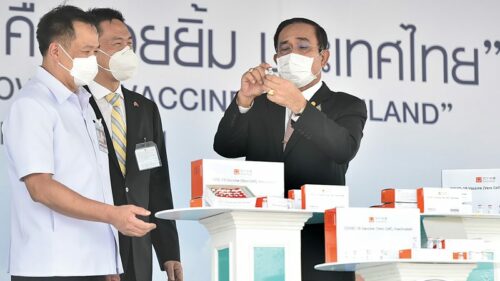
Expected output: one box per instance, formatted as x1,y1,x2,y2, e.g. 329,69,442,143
1,1,499,280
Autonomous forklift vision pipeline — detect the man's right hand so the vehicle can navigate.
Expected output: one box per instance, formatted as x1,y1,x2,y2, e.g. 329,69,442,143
109,205,156,237
237,63,272,107
21,173,155,237
105,274,120,281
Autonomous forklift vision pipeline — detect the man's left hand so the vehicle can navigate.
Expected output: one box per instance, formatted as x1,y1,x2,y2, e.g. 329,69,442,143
164,260,183,281
263,75,306,114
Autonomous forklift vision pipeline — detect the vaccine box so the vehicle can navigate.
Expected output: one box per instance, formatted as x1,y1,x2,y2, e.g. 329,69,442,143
381,188,417,203
381,202,418,209
442,239,487,251
191,159,284,207
324,208,421,263
255,197,290,209
417,187,473,214
442,169,500,214
399,248,452,261
301,184,349,211
204,185,257,208
288,189,302,209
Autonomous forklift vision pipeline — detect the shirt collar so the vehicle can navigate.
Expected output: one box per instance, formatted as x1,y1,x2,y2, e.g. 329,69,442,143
88,80,123,100
76,87,91,110
35,66,75,104
301,80,322,101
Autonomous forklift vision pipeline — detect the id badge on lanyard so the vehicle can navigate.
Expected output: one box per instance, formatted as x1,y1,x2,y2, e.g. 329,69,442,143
135,139,162,171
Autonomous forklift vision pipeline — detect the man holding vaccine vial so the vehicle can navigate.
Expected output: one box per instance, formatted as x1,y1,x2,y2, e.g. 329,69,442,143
214,18,367,281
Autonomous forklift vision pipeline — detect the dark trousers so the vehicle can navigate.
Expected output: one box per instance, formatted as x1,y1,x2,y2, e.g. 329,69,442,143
120,243,137,281
12,276,105,281
302,224,355,281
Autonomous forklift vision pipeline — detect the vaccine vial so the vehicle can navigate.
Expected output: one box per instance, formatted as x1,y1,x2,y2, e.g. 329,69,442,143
265,67,279,76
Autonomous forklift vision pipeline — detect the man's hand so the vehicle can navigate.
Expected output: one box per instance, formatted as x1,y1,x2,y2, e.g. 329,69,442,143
164,260,183,281
105,274,120,281
263,75,307,114
109,205,156,237
237,62,272,107
22,173,155,238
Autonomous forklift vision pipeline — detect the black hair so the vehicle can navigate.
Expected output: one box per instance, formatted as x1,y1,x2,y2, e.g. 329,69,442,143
36,5,96,56
87,8,125,34
273,18,330,52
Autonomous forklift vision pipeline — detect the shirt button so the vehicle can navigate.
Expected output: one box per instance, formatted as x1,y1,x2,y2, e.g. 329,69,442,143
125,187,129,193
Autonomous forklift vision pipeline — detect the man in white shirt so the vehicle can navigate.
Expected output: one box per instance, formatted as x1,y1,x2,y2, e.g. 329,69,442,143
3,5,156,281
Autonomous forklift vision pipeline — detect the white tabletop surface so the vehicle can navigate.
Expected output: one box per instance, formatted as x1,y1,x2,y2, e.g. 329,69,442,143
155,207,314,221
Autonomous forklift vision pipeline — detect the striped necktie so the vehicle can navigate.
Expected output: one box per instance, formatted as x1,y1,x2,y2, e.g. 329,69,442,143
105,92,127,176
283,114,294,150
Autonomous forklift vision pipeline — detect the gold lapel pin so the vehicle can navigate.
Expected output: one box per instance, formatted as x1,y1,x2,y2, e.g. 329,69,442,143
311,101,316,106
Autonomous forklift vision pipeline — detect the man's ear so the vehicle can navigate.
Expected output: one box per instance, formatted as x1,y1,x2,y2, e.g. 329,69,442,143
320,49,330,67
47,42,60,60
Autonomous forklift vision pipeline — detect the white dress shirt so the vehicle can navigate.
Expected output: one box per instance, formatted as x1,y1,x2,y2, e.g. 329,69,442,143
3,67,123,276
88,81,126,133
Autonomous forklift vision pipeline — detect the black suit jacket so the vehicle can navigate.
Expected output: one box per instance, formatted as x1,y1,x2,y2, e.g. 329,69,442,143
214,82,366,190
88,86,180,281
213,82,367,281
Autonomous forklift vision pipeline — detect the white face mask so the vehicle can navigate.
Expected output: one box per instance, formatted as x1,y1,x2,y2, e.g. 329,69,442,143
58,44,98,87
98,46,139,81
277,53,321,88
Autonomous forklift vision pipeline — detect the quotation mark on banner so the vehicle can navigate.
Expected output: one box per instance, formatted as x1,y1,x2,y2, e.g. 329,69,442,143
441,103,452,112
484,40,500,55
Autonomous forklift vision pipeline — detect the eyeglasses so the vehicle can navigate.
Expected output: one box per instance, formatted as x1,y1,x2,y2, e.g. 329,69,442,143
277,42,321,56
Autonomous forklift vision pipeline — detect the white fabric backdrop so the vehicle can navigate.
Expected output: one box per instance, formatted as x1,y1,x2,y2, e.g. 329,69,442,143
1,1,499,280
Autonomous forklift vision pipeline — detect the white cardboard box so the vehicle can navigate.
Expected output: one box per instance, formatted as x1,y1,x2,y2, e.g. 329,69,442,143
382,202,418,209
442,169,500,214
204,185,257,208
442,239,487,251
400,247,495,262
288,189,302,209
399,248,453,261
381,188,417,203
417,187,473,214
191,159,284,207
301,184,348,211
325,208,421,262
256,197,290,209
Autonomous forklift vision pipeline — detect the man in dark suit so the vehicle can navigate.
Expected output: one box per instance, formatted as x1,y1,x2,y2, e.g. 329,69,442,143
214,18,367,281
86,8,182,281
